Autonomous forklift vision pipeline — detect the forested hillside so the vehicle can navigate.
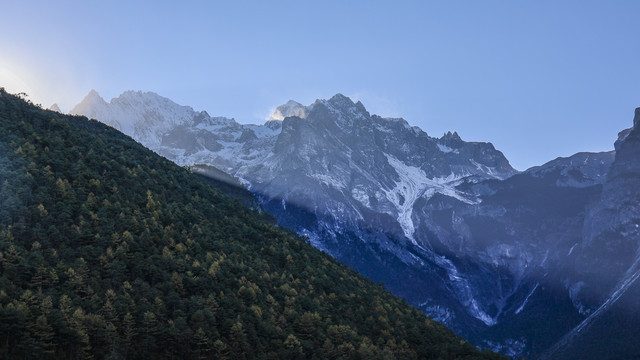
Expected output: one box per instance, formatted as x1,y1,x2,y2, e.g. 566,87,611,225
0,89,504,360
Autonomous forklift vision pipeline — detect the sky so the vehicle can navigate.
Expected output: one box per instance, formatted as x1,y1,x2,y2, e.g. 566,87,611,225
1,1,640,170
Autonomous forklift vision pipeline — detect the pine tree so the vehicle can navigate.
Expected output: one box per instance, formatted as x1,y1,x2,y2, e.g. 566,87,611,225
283,334,304,359
295,312,317,340
33,314,55,356
229,321,249,360
121,312,136,359
213,339,230,360
194,327,210,359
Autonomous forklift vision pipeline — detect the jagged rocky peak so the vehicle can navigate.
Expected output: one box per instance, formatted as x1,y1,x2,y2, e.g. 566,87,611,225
325,93,369,116
437,131,463,151
270,95,357,121
301,94,372,134
441,131,462,141
269,99,308,121
327,93,354,107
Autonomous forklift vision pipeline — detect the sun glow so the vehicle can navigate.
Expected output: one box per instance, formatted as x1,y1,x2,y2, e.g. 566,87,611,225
0,64,32,95
0,60,69,110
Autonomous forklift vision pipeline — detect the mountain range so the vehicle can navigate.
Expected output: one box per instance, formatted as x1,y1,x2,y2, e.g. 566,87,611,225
71,90,640,359
0,88,509,359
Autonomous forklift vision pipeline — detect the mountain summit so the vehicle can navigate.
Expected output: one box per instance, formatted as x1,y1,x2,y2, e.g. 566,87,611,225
269,100,307,121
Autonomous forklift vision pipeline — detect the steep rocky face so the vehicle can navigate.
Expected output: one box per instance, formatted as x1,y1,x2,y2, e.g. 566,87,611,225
538,110,640,360
575,110,640,303
414,150,613,356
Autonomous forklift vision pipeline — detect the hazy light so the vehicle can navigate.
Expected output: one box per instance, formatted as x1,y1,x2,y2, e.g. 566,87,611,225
0,63,32,95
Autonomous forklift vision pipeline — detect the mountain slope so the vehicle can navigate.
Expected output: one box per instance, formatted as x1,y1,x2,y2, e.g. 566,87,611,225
71,89,640,359
71,91,520,336
0,89,505,359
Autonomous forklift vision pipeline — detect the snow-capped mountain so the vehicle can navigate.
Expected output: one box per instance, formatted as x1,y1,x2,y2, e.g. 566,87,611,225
71,90,240,151
268,100,308,121
71,90,640,359
71,91,516,248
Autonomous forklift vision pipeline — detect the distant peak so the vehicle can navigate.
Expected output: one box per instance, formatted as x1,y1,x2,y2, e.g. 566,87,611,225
79,89,106,105
69,89,108,116
634,107,640,127
284,100,303,107
48,103,61,112
86,89,102,99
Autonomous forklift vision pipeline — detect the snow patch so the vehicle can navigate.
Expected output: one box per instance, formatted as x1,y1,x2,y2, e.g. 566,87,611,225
382,154,479,242
483,338,526,358
244,124,281,139
437,143,455,153
515,283,539,315
431,254,497,326
418,299,456,326
469,159,502,179
351,187,370,207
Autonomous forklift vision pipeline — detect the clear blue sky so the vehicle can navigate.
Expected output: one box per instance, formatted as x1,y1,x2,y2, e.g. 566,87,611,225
2,1,639,170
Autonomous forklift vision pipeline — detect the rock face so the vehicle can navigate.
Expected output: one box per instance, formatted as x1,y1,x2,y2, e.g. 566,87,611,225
72,90,640,359
537,109,640,360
